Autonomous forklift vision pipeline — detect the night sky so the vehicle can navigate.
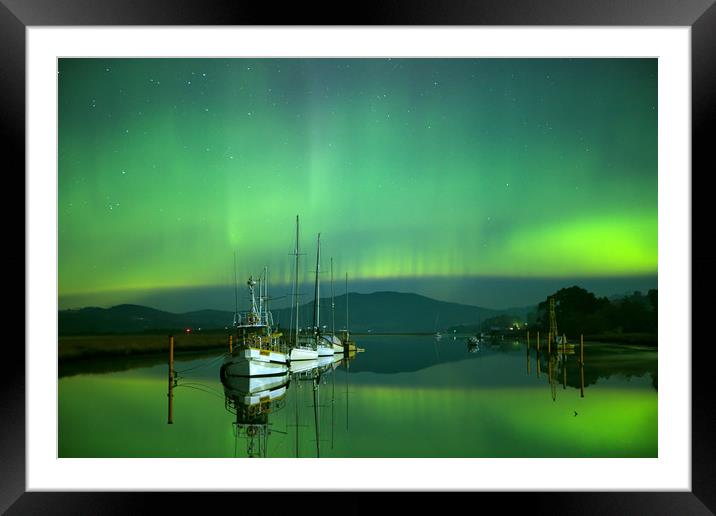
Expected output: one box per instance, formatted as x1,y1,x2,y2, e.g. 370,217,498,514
58,58,657,311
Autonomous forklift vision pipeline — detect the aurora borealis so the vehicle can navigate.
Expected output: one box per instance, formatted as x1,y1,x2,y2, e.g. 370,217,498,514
58,58,657,311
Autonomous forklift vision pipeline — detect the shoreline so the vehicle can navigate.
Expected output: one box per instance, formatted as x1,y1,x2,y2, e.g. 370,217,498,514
59,330,657,363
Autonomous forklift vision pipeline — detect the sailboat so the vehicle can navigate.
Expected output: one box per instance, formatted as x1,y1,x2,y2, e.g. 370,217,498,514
337,273,356,352
313,233,335,357
288,215,319,362
222,271,289,377
321,257,344,353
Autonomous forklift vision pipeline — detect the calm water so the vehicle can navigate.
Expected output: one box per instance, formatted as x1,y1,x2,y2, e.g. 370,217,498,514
58,335,657,458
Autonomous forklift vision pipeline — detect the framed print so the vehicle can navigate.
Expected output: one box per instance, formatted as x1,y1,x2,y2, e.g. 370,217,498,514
5,0,715,512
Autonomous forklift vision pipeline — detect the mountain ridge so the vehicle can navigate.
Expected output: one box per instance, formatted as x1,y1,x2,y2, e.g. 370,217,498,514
59,291,534,335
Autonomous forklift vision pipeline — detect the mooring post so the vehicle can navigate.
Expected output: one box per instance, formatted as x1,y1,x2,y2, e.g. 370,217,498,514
580,334,585,398
168,334,174,424
229,334,233,353
548,332,551,354
537,331,540,352
527,330,530,349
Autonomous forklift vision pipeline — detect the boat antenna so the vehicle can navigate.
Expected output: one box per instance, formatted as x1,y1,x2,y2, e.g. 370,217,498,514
312,233,321,337
331,257,335,337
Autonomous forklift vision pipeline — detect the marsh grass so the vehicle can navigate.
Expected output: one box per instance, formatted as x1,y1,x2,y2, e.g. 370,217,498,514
59,331,230,361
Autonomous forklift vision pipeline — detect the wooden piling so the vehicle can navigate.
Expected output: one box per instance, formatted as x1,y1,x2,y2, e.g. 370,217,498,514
580,334,584,364
548,332,551,354
168,335,174,424
229,334,233,353
537,331,540,352
537,353,541,377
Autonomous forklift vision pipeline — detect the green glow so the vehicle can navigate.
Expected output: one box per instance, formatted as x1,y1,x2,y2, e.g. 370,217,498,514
59,371,657,458
59,59,657,300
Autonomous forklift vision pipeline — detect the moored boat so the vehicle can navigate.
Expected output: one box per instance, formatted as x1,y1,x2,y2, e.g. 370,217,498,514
312,233,335,357
288,215,319,362
223,273,288,377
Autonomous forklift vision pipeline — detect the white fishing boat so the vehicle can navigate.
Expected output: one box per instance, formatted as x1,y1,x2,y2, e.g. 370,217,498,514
223,273,289,377
288,215,319,362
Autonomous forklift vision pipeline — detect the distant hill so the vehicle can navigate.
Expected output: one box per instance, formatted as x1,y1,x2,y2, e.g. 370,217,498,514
58,292,520,335
58,304,233,335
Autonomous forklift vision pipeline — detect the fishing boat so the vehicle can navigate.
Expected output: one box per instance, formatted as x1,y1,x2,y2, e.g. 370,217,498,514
223,272,289,377
312,233,335,357
288,215,319,362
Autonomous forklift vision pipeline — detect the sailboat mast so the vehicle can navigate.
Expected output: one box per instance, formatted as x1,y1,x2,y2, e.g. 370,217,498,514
293,215,300,345
345,272,349,333
331,257,335,337
312,233,321,335
233,251,239,323
265,266,269,326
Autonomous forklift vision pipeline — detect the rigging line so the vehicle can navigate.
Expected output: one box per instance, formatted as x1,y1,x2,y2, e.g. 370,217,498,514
174,354,227,375
174,384,225,399
174,380,222,390
175,381,224,394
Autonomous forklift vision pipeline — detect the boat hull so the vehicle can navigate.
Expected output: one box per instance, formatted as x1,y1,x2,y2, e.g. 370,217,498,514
317,344,335,357
321,334,344,353
223,348,288,377
289,358,318,375
222,373,290,398
290,346,318,361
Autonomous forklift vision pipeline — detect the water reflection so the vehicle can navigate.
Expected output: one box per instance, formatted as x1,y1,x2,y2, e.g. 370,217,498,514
58,335,657,458
220,351,354,458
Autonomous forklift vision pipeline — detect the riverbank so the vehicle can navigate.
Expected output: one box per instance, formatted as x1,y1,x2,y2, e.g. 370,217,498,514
59,331,230,361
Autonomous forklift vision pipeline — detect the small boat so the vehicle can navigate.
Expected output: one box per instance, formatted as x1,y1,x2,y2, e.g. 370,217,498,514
466,335,480,353
223,273,288,377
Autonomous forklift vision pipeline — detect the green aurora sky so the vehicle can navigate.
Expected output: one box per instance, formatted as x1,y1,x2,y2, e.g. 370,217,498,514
58,58,657,311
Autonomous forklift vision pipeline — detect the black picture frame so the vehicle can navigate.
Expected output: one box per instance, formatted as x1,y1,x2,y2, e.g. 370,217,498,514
5,0,714,512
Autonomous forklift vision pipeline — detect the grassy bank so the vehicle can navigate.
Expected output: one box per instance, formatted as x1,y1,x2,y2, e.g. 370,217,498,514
59,331,231,361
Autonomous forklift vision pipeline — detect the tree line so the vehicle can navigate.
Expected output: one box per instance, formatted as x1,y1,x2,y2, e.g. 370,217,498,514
533,285,657,336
